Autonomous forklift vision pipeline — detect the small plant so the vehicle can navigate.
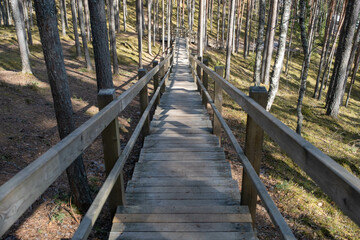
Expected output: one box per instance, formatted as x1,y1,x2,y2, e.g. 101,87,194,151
26,81,40,92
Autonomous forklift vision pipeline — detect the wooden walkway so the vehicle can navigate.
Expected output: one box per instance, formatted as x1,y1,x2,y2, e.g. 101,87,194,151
109,38,256,239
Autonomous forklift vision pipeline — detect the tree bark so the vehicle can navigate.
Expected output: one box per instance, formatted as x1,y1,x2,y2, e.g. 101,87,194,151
34,0,92,212
70,0,81,58
216,0,220,47
59,0,66,36
83,0,91,41
1,0,9,26
284,0,297,75
6,0,12,25
137,0,143,67
88,0,114,90
23,0,32,45
262,0,277,85
253,0,265,85
162,0,165,52
198,0,205,56
148,0,152,54
221,0,226,49
345,43,360,107
326,0,360,117
243,0,251,58
266,0,292,111
167,0,171,50
108,0,119,74
225,0,235,80
63,0,68,28
114,0,120,32
235,0,244,53
123,0,127,31
78,0,93,70
9,0,32,73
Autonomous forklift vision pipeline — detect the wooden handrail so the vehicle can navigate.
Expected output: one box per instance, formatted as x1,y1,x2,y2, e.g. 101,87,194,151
0,52,173,237
190,60,296,240
191,55,360,227
72,64,173,240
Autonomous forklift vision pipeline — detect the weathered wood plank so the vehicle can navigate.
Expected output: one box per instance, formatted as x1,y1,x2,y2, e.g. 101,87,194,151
108,231,256,240
126,186,238,194
150,128,212,134
115,206,248,214
125,192,240,201
113,213,250,223
127,178,237,187
139,152,225,161
140,147,223,153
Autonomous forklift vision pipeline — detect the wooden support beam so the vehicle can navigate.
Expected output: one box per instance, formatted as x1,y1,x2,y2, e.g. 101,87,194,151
138,69,150,136
202,59,209,106
97,89,126,216
160,57,165,94
240,86,267,226
213,66,224,143
152,60,160,105
196,56,202,92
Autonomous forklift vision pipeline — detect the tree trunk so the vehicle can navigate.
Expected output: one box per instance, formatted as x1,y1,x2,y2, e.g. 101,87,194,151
83,0,91,41
148,0,152,54
243,0,251,58
209,0,213,32
284,0,297,75
225,0,235,80
167,0,171,49
78,0,93,70
221,0,226,49
296,0,309,135
115,0,120,32
6,0,12,25
137,0,143,67
216,0,220,47
198,0,205,56
253,0,265,85
63,0,68,28
60,0,66,36
23,0,32,45
266,0,292,111
345,43,360,107
108,0,119,73
9,0,32,73
262,0,277,85
235,0,244,53
153,0,157,46
70,0,81,58
1,0,9,26
34,0,92,212
162,0,165,52
326,0,360,117
123,0,127,31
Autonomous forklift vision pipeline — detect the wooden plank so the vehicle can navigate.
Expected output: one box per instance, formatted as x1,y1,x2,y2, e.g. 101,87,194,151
131,169,231,178
150,128,212,135
113,213,250,223
143,143,219,148
116,206,248,214
140,147,223,152
125,192,240,201
194,57,360,227
127,178,237,187
150,121,212,128
134,161,229,168
144,135,219,141
109,231,256,240
126,186,238,194
139,152,225,161
110,222,253,232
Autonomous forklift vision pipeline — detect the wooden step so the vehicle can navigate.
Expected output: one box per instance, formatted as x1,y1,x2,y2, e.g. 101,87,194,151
139,151,226,161
127,178,238,187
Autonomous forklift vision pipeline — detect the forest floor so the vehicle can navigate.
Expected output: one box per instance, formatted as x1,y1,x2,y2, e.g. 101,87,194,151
1,10,360,240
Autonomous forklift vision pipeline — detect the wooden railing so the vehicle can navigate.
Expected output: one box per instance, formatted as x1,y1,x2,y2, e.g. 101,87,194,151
0,45,174,238
188,43,360,237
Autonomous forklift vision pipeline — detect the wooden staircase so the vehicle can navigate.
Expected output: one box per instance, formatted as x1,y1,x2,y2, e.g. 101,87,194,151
109,38,256,239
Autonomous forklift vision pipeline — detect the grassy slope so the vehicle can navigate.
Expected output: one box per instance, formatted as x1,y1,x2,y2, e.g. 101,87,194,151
196,2,360,239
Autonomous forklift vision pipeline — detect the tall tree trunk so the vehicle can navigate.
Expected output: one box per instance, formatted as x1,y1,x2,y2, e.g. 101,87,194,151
153,0,157,46
9,0,32,73
148,0,152,54
176,0,179,28
296,0,310,135
123,0,127,31
63,0,68,28
253,0,265,85
137,0,143,67
6,0,12,25
262,0,277,85
198,0,205,56
326,0,360,117
114,0,120,32
83,0,91,41
34,0,92,212
296,0,318,134
221,0,226,49
59,0,66,36
216,0,220,47
266,0,292,111
243,0,251,58
235,0,244,53
225,0,235,80
1,0,9,26
23,0,32,45
209,0,213,32
78,0,93,70
167,0,171,50
108,0,119,73
345,43,360,107
162,0,165,52
284,0,297,75
70,0,81,58
88,0,114,90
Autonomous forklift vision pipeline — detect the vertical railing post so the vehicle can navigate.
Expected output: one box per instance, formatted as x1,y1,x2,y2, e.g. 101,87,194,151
138,69,150,136
213,66,224,143
152,60,160,105
241,86,268,227
97,89,126,216
196,56,202,92
160,57,165,94
202,59,209,106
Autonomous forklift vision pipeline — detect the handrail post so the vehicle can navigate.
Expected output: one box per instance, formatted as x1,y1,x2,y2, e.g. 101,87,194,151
196,56,202,92
97,89,126,216
202,59,209,106
152,60,160,105
241,86,268,227
138,69,150,136
160,57,166,94
213,66,224,144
